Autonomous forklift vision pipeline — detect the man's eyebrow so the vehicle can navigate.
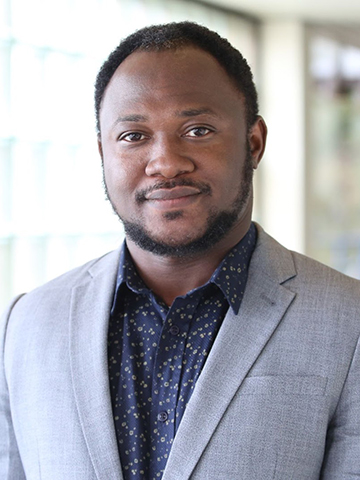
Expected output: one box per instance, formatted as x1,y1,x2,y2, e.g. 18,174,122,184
112,109,219,127
176,108,219,118
115,114,148,123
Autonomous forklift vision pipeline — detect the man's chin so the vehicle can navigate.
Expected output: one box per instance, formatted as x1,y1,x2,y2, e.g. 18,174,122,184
123,222,207,258
122,207,240,258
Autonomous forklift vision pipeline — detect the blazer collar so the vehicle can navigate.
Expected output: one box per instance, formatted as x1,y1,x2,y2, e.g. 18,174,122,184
69,249,124,480
162,226,297,480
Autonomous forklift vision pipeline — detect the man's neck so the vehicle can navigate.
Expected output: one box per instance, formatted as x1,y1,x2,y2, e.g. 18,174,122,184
126,221,252,306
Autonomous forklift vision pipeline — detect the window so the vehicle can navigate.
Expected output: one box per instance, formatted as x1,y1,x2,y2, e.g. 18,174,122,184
307,28,360,278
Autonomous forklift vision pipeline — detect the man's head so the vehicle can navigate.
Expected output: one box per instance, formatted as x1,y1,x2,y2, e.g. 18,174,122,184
96,22,266,258
95,22,259,135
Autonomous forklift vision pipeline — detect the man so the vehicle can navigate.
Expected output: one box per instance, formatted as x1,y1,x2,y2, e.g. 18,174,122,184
1,22,359,480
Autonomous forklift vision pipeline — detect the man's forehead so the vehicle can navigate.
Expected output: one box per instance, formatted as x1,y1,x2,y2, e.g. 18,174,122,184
99,46,246,127
110,46,229,85
105,46,242,101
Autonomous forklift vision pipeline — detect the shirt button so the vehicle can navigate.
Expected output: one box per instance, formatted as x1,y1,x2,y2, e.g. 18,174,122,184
157,411,168,422
169,325,180,336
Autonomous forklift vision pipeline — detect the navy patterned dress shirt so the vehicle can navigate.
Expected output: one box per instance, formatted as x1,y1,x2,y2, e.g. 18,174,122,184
108,223,257,480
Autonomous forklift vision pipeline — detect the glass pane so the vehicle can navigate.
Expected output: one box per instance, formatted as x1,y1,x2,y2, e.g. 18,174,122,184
308,35,360,278
0,139,13,233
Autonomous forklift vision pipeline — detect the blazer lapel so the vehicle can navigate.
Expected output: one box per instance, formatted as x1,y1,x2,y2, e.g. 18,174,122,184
69,250,124,480
162,228,297,480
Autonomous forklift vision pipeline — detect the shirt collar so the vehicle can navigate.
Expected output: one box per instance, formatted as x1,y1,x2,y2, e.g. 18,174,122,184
112,223,257,315
210,222,257,313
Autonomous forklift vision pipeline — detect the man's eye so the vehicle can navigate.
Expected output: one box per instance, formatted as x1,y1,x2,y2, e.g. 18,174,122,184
119,132,145,142
185,127,212,138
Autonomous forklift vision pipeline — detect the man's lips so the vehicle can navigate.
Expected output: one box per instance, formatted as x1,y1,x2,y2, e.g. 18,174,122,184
135,180,211,208
145,186,201,201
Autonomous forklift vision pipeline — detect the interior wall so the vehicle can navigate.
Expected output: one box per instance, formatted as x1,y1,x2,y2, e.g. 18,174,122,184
257,21,306,253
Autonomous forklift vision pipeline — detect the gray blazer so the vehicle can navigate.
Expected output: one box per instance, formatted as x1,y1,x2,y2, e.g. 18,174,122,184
1,226,360,479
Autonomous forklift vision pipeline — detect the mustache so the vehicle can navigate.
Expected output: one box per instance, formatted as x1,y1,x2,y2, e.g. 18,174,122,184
135,179,212,203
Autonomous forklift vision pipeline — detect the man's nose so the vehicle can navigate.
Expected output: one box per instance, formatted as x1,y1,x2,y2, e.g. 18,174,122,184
145,136,195,178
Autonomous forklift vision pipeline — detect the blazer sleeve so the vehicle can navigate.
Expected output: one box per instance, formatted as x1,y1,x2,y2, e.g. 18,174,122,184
0,296,27,480
320,332,360,479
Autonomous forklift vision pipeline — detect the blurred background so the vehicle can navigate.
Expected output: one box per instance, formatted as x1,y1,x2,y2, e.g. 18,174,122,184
1,0,360,310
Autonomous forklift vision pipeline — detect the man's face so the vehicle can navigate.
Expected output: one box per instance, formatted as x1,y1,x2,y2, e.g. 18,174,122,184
99,47,265,257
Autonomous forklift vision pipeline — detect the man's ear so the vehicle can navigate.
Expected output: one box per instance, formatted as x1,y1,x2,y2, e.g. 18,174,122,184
248,116,267,169
97,136,103,160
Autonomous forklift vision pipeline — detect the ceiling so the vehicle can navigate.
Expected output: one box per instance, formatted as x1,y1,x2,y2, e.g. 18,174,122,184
201,0,360,23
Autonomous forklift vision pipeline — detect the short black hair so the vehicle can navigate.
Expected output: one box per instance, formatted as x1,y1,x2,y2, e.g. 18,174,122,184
94,21,259,134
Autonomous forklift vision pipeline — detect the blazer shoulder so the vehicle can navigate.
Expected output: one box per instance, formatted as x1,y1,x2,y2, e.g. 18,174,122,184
290,249,360,294
255,224,360,286
3,248,121,317
254,225,360,308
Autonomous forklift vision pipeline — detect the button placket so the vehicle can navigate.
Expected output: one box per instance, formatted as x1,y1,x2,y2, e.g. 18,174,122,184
169,324,180,336
157,411,168,422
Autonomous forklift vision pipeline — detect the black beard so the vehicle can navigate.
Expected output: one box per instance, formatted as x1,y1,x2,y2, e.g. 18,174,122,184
103,148,253,258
